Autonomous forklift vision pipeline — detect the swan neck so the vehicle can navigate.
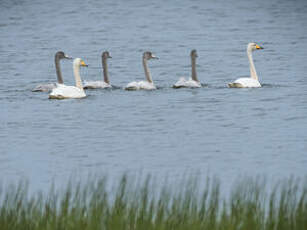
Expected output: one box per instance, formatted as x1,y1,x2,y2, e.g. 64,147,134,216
191,56,198,82
73,62,84,90
102,57,110,84
143,58,153,83
55,56,64,84
247,50,258,81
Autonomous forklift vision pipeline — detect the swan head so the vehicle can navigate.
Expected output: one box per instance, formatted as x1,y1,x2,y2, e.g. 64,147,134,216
56,51,72,60
190,49,198,58
74,58,88,67
102,51,112,59
247,43,264,52
143,51,158,60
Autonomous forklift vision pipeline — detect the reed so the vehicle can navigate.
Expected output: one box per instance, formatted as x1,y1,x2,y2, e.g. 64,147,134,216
0,175,306,230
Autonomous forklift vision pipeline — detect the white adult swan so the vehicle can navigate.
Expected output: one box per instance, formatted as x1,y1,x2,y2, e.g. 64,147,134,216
32,51,72,92
173,49,201,88
228,43,264,88
125,51,158,90
83,51,112,89
49,58,88,99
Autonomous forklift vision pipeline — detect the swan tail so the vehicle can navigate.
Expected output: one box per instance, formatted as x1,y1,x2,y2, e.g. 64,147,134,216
228,82,244,88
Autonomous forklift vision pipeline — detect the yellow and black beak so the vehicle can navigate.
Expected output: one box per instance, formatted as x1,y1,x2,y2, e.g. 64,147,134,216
80,60,88,67
256,44,264,50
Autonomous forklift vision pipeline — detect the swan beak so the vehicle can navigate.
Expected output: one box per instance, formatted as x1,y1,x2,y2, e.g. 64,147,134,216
151,54,159,59
80,60,88,67
65,55,73,59
256,45,264,50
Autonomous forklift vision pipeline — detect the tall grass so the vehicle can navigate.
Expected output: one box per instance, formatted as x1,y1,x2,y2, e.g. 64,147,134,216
0,175,306,230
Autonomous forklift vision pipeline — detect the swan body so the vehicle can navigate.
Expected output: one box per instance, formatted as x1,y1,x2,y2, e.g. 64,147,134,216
32,83,58,92
125,51,158,91
125,81,156,90
49,58,88,99
32,51,72,92
173,49,201,88
228,78,261,88
49,84,86,99
83,81,111,89
83,51,112,89
173,77,201,88
228,43,264,88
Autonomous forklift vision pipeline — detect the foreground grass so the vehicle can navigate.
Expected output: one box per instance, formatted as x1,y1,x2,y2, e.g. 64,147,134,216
0,175,306,230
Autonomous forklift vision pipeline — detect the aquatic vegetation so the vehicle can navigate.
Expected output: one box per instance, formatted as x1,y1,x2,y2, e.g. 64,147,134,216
0,175,306,230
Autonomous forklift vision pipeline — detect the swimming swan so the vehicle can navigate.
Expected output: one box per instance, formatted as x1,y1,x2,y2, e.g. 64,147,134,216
125,51,158,90
173,49,201,88
32,51,72,92
83,51,112,89
49,58,88,99
228,43,264,88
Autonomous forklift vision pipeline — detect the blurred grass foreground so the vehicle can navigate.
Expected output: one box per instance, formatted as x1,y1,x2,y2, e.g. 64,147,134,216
0,175,306,230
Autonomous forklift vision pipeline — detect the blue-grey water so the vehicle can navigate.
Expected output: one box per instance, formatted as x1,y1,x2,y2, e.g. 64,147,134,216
1,0,307,191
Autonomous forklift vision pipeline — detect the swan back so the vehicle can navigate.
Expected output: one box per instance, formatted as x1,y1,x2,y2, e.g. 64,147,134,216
125,81,156,90
32,83,57,92
49,84,86,99
229,78,261,88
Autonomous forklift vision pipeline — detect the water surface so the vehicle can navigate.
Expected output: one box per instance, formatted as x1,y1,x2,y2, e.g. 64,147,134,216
1,0,307,191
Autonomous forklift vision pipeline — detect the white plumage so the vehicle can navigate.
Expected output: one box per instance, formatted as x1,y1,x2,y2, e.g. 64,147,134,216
49,84,86,99
125,81,156,90
83,81,111,89
173,77,201,88
228,43,264,88
229,78,261,88
49,58,88,99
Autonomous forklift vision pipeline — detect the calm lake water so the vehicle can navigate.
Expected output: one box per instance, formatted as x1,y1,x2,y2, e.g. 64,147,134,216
1,0,307,191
